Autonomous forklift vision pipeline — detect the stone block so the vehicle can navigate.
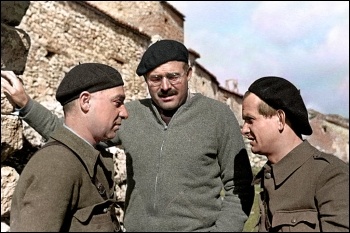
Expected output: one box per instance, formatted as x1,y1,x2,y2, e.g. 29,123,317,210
1,115,23,162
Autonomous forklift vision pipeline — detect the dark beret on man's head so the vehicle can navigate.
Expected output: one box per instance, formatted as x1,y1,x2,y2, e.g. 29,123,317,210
248,76,312,136
56,63,124,106
136,39,189,76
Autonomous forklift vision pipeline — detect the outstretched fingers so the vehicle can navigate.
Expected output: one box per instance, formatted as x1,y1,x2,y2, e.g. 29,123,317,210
1,70,29,108
1,70,18,93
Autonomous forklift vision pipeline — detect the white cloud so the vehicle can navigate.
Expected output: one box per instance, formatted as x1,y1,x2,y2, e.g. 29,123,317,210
167,1,349,118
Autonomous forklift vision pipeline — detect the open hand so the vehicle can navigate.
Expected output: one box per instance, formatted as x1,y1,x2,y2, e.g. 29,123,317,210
1,70,30,108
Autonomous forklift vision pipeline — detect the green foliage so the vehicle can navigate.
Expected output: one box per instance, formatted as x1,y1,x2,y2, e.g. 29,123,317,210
220,166,262,232
243,166,262,232
243,185,261,232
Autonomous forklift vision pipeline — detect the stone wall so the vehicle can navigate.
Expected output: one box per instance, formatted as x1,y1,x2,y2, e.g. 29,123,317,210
1,1,348,231
85,1,185,43
18,1,150,104
307,110,349,163
1,2,31,231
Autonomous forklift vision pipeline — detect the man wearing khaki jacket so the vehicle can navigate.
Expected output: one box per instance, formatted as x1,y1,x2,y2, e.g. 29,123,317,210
241,76,349,232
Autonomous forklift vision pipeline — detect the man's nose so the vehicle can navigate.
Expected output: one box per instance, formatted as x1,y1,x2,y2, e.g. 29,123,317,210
241,123,249,135
160,77,172,90
120,105,129,119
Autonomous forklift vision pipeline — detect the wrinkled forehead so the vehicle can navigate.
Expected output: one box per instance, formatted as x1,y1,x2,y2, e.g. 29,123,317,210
147,61,186,75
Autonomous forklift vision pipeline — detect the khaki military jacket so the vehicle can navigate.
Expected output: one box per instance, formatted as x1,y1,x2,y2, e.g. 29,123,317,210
10,125,118,232
253,140,349,232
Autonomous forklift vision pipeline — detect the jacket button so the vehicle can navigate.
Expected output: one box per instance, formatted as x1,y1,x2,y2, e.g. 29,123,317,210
265,172,271,179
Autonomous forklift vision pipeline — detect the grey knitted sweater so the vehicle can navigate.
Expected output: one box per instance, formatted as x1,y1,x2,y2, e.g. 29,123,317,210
20,93,254,232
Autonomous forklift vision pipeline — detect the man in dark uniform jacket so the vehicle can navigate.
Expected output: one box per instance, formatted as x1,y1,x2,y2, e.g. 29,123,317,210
241,76,349,232
3,63,128,231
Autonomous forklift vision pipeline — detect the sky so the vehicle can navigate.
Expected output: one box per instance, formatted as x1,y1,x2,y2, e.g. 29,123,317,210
167,1,349,118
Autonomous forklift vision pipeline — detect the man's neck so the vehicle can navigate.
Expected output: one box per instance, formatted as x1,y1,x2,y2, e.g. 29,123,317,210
157,107,178,125
153,90,193,125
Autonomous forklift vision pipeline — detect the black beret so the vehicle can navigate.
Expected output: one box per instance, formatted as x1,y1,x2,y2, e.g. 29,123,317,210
248,76,312,135
56,63,124,106
136,39,189,76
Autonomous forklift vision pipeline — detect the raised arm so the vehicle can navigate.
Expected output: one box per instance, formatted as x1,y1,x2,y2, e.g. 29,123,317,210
1,70,30,109
1,70,63,140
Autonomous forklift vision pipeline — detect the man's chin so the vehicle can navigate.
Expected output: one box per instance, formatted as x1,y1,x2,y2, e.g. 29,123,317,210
157,102,178,111
105,132,117,140
250,147,259,154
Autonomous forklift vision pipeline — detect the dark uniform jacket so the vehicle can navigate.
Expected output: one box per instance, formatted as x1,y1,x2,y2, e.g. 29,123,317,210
10,125,118,232
253,140,349,232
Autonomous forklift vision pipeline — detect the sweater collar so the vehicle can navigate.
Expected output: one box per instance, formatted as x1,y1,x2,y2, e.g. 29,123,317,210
152,89,196,125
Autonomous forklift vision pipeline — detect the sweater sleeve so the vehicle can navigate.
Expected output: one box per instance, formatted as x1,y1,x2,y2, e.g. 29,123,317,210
214,105,255,232
19,99,121,148
19,99,63,141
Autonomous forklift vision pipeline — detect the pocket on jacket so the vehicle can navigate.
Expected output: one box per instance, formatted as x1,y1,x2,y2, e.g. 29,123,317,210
271,209,320,232
70,201,115,232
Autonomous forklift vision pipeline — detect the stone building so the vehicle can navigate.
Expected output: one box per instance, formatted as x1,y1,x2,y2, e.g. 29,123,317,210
1,1,348,231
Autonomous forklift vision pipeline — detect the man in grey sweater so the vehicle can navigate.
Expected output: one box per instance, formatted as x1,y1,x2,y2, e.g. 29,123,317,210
1,39,254,231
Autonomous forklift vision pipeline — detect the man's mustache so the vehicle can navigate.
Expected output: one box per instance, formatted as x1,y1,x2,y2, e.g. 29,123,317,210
157,90,178,97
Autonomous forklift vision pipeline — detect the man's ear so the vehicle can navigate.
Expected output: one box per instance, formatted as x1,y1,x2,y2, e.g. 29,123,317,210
186,67,192,81
276,109,286,130
79,91,91,112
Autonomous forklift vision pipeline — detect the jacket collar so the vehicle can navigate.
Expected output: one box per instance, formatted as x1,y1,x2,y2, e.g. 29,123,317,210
50,125,100,178
253,141,317,186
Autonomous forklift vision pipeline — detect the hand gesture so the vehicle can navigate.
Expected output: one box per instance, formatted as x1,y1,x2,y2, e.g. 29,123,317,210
1,70,30,108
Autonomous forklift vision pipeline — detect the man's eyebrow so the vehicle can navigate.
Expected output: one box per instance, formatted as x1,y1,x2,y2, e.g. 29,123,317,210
150,71,182,75
112,94,126,101
242,114,254,120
